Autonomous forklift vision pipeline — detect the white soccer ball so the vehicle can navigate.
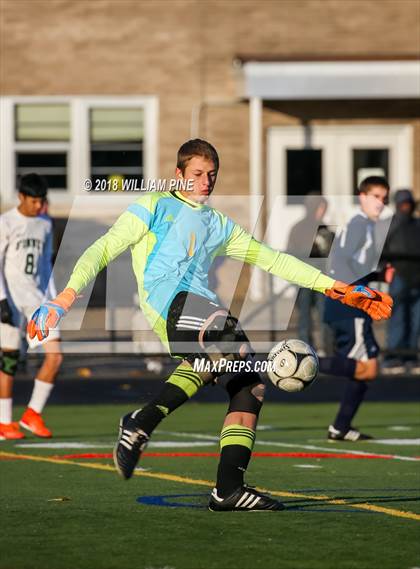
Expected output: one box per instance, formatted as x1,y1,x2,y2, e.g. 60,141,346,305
267,339,319,392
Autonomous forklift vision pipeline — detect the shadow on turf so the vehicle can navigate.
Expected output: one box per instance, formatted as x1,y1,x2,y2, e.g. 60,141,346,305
285,495,420,509
345,496,420,505
137,493,419,512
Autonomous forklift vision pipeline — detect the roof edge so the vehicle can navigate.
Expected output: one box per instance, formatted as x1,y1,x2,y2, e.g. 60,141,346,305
234,53,420,65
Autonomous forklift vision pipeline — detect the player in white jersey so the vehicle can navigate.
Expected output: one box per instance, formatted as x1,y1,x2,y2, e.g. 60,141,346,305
0,174,63,440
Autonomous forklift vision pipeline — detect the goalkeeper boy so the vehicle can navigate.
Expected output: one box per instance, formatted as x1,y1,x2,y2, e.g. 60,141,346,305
28,140,392,511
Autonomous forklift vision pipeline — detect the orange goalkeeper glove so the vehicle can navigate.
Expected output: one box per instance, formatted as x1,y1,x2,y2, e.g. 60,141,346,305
27,288,77,341
325,283,393,321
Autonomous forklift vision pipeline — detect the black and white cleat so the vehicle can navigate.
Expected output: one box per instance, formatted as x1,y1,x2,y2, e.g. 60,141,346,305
113,412,149,479
208,485,285,512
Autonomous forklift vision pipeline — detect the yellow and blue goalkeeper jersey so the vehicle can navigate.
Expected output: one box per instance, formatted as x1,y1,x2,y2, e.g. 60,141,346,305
66,191,334,347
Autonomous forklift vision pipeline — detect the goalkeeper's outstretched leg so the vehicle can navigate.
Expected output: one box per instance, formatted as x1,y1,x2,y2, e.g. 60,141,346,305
113,360,205,479
114,290,250,479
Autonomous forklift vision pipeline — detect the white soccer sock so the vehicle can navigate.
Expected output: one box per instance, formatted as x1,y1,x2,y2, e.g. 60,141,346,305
0,398,13,424
27,379,54,414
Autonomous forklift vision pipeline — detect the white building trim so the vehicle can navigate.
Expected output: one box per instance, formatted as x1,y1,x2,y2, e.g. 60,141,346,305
249,96,263,300
242,61,420,100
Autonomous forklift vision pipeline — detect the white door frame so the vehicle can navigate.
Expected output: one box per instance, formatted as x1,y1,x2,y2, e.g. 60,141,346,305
267,123,413,251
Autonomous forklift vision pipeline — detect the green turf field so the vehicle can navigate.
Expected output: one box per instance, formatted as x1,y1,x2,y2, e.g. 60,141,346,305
1,402,419,569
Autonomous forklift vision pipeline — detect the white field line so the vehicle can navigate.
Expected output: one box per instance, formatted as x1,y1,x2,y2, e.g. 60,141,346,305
309,437,420,446
156,430,420,462
364,438,420,446
294,464,323,469
16,440,216,449
15,430,420,461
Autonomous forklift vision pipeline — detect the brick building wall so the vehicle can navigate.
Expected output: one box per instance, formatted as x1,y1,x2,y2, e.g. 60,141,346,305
1,0,419,201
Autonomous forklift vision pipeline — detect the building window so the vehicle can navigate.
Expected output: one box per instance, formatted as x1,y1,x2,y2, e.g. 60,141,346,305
14,103,70,191
353,148,389,193
0,96,158,207
90,108,144,188
15,103,70,141
286,149,322,201
16,152,67,191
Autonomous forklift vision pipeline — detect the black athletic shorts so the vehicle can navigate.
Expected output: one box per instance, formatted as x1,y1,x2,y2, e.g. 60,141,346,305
166,291,250,359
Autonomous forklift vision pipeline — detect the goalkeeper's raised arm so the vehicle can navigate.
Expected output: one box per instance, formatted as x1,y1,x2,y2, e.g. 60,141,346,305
222,222,393,321
28,150,392,344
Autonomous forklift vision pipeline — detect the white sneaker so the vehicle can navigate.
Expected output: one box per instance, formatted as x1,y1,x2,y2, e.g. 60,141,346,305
328,425,373,442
